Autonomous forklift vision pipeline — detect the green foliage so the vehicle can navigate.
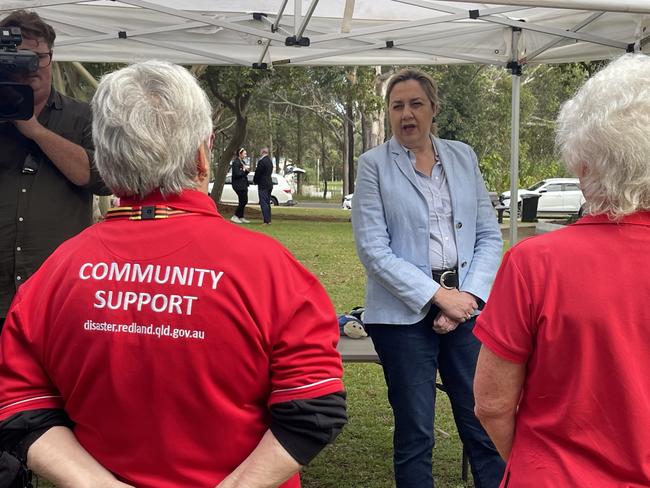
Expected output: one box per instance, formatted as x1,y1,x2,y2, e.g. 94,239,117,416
220,62,598,195
69,59,601,197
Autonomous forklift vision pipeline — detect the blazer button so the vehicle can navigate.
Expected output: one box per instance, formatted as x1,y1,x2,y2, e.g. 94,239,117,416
461,261,467,268
456,222,463,229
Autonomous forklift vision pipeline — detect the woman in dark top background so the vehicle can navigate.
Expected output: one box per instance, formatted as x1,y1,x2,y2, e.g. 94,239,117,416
231,147,250,224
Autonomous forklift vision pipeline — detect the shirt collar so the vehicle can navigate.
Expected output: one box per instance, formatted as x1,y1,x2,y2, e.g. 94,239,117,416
45,87,62,110
400,135,441,174
120,189,221,218
574,211,650,227
400,134,440,167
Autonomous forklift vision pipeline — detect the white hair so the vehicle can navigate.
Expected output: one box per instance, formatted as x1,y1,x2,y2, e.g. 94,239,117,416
556,53,650,218
92,60,213,198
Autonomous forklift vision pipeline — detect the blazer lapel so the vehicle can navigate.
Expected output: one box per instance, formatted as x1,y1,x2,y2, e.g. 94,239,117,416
435,137,458,212
389,136,421,192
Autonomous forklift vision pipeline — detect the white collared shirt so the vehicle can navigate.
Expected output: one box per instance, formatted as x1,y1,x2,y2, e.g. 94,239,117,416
401,140,458,270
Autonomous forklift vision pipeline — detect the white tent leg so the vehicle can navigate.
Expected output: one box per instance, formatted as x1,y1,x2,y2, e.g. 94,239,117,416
507,26,523,246
509,71,521,245
295,0,302,36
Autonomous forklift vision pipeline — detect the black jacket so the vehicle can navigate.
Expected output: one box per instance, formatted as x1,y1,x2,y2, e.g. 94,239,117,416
231,158,249,192
253,155,274,190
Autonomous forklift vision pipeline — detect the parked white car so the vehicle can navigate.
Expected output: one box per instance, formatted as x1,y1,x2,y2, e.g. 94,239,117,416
209,173,294,206
500,178,585,213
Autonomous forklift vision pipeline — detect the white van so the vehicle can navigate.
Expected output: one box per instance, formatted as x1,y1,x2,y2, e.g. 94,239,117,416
209,173,295,206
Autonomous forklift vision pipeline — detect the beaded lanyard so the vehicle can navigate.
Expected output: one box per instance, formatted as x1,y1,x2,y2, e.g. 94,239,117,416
105,205,198,221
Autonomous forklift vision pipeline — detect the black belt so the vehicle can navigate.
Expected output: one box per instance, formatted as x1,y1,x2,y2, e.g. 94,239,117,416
432,268,458,289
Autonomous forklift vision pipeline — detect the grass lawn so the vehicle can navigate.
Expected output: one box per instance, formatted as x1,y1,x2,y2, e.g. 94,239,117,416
37,206,474,488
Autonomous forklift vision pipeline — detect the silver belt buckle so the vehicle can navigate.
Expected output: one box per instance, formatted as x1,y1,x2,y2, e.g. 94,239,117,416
439,270,456,290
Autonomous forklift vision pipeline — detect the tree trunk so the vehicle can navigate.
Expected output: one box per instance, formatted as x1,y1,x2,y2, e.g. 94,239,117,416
343,118,350,196
320,122,328,199
274,146,282,173
268,103,273,157
296,108,303,195
346,100,355,195
370,66,388,147
296,108,303,168
361,112,371,154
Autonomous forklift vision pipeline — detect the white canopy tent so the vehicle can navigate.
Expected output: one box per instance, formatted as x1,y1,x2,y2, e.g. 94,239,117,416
2,0,648,241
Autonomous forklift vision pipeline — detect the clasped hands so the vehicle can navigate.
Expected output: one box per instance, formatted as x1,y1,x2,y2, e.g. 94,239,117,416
431,287,478,334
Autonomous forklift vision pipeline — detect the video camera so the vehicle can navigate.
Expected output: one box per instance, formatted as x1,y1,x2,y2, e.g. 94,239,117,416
0,26,38,120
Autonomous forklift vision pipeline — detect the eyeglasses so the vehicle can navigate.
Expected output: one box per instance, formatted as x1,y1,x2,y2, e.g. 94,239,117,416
34,51,53,68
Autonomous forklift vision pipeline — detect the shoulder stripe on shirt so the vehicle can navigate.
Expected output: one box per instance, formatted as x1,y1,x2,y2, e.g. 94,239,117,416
271,378,341,394
0,396,63,412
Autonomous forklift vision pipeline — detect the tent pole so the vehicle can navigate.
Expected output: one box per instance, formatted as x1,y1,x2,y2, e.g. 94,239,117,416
508,28,522,246
294,0,302,36
272,0,290,33
435,0,650,15
509,71,521,245
297,0,320,39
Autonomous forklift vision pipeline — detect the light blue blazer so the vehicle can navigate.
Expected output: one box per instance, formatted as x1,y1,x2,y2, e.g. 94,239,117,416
352,136,502,325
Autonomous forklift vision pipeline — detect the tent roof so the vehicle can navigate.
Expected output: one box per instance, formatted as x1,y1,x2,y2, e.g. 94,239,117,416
2,1,648,67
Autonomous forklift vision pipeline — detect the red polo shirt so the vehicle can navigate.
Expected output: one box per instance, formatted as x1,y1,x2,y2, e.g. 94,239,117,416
475,212,650,487
0,190,344,488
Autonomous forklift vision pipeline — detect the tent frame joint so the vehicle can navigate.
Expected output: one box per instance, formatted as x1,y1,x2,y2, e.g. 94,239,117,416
386,40,394,48
118,31,127,39
252,62,268,69
506,60,522,76
285,36,310,47
469,9,480,19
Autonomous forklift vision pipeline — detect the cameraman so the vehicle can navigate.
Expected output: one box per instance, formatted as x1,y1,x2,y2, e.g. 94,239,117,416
0,10,110,332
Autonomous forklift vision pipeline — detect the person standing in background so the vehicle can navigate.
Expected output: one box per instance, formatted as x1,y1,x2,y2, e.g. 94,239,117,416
230,147,249,224
0,9,110,332
254,147,274,225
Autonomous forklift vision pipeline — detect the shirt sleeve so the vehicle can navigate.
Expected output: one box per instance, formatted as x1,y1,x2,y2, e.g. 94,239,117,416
473,249,536,364
0,297,64,421
267,262,344,406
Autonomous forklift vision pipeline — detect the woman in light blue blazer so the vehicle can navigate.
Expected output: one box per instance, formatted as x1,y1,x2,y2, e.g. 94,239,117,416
352,68,505,488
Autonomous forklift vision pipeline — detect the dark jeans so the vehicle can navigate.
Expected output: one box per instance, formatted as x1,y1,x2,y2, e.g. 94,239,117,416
367,306,505,488
258,187,272,223
235,189,248,218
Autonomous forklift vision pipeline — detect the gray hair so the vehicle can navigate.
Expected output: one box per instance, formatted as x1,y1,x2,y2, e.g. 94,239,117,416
92,60,213,198
556,53,650,218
